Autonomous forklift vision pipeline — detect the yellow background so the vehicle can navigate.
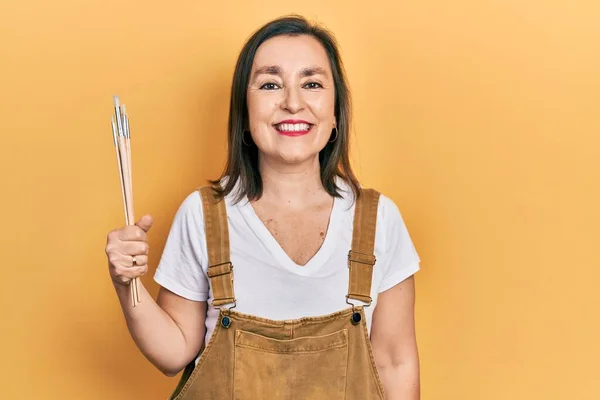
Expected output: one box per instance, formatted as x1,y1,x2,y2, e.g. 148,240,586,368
1,0,598,399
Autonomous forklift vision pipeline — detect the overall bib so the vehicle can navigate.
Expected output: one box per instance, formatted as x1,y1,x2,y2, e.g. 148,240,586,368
170,186,386,400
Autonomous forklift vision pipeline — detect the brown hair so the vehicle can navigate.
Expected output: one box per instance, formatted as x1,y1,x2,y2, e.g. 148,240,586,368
211,15,360,202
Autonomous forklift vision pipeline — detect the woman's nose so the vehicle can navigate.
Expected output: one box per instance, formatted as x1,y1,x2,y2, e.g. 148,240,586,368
280,86,304,114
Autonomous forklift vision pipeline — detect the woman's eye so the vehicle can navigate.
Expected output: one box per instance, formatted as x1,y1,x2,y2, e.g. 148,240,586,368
303,82,323,89
260,83,280,90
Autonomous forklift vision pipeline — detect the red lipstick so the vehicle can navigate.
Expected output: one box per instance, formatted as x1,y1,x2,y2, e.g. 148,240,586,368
274,119,312,137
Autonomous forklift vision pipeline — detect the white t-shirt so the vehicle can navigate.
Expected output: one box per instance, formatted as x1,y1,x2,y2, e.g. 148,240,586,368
153,180,421,347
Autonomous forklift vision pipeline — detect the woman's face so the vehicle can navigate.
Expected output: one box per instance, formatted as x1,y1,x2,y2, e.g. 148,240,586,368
247,34,336,166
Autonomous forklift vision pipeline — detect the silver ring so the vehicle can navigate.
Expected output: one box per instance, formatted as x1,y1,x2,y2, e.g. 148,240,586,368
132,256,138,267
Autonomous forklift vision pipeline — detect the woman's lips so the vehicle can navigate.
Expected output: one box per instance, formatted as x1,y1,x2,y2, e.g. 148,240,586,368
274,121,313,136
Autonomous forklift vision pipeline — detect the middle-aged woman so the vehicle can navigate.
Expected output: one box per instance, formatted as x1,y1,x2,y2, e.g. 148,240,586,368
105,15,421,400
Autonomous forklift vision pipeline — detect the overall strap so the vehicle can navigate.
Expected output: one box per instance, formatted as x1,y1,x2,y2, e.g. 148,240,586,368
199,186,236,307
347,188,381,305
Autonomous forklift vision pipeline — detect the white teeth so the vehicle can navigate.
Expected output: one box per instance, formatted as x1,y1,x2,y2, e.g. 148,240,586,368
276,123,310,132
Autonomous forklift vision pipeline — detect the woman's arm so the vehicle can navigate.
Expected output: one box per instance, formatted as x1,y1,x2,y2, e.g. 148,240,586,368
106,216,207,376
370,275,420,400
114,282,207,377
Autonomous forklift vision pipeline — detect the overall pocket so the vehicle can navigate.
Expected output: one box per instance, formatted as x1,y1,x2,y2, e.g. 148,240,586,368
233,329,349,400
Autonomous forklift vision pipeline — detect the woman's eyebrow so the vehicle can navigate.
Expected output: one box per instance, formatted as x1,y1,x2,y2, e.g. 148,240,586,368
252,65,281,80
252,65,329,80
301,67,328,78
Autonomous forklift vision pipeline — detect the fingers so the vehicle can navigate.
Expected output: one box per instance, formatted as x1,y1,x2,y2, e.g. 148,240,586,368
121,264,148,278
110,265,148,285
105,241,148,265
107,250,148,268
106,227,149,254
108,253,149,285
119,225,147,242
130,254,149,267
105,215,153,244
105,216,153,285
106,225,147,244
118,240,149,257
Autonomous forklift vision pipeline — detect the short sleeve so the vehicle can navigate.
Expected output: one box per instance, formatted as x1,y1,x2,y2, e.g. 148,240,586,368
376,195,421,293
153,190,209,301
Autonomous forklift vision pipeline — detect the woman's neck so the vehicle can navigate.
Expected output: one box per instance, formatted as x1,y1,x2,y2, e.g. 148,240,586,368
256,155,330,210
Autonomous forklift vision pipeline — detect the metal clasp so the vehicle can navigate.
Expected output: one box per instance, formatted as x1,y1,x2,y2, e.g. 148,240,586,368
347,250,377,266
346,296,369,326
207,261,237,313
207,261,234,278
346,294,373,310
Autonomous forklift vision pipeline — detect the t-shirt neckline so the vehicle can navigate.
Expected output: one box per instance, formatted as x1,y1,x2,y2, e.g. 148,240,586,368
236,194,343,276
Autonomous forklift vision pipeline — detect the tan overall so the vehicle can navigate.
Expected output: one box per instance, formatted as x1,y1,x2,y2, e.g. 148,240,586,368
170,186,386,400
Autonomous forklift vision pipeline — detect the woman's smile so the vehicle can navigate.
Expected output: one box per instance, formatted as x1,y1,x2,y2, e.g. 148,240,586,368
274,119,313,136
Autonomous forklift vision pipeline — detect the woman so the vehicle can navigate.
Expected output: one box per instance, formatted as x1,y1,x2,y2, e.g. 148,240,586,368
105,15,421,400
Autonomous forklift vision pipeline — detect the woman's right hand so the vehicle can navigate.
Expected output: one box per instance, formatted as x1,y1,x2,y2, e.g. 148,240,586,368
105,215,154,286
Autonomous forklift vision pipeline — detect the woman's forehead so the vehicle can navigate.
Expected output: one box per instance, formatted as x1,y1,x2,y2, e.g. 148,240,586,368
252,35,331,75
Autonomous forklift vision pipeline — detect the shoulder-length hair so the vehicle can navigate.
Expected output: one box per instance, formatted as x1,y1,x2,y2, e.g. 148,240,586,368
211,15,360,202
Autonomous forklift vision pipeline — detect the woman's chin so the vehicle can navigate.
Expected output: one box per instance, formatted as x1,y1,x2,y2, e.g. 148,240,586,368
262,149,320,166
